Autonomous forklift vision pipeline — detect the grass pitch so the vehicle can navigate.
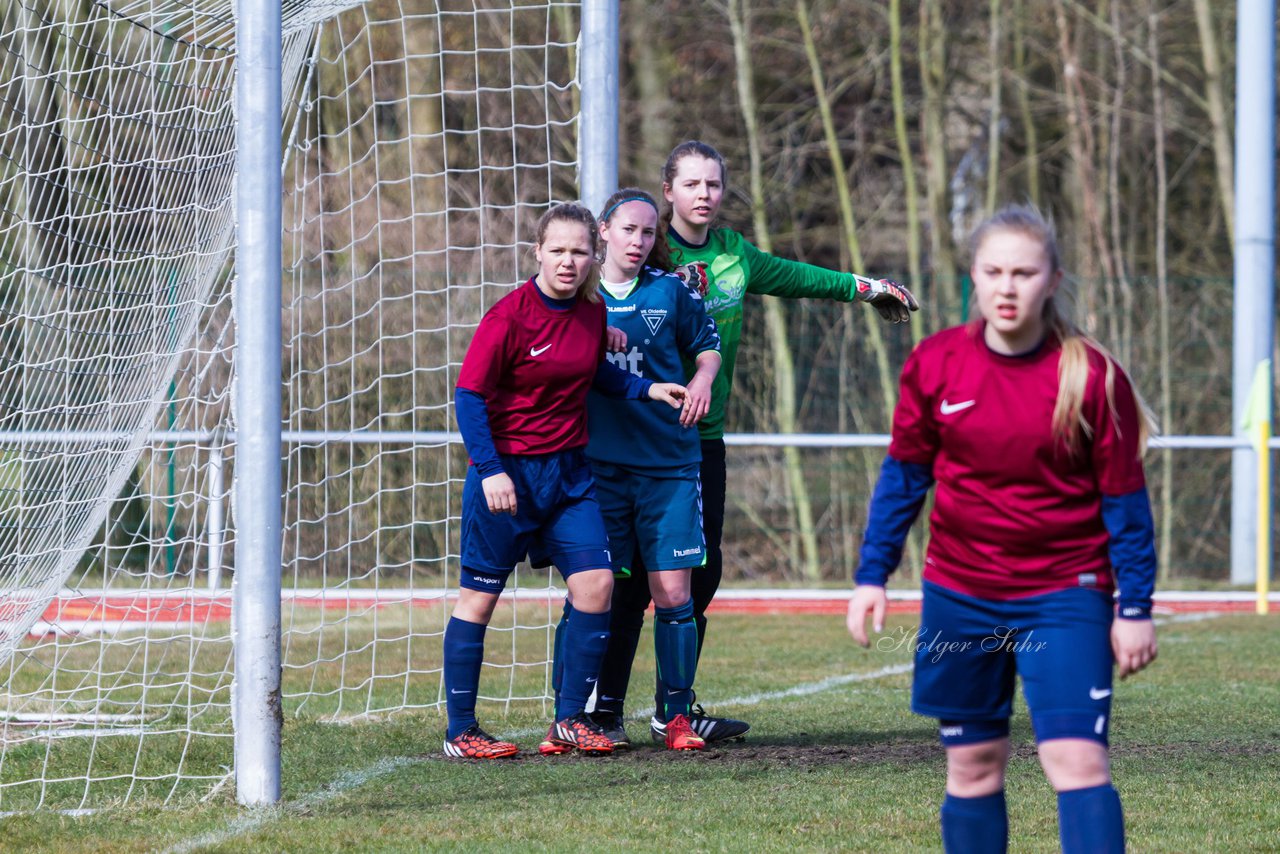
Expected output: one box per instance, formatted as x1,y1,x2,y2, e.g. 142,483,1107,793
1,608,1277,852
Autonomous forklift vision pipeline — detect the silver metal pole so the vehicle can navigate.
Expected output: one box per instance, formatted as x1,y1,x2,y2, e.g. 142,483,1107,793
206,441,226,591
1230,0,1276,585
578,0,619,214
233,0,283,805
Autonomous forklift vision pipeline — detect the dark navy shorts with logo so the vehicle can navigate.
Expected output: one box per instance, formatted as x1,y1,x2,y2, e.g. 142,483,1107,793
911,580,1116,746
589,460,705,575
459,448,611,592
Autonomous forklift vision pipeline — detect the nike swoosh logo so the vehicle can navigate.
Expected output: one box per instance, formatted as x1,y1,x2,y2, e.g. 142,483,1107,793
530,343,552,357
939,399,976,415
450,689,471,695
1089,687,1112,700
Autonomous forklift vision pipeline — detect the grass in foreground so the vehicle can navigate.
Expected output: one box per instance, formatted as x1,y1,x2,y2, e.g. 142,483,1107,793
0,610,1277,852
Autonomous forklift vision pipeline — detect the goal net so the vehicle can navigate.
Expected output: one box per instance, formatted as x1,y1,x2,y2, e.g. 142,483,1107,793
0,0,579,810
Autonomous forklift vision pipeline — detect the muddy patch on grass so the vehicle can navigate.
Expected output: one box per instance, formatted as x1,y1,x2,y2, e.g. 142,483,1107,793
428,735,1280,769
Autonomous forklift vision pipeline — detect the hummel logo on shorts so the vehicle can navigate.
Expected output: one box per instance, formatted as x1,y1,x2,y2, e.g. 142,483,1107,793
939,399,976,415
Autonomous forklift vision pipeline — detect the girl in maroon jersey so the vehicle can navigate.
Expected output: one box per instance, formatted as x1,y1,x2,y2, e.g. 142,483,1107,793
848,205,1157,853
444,203,686,759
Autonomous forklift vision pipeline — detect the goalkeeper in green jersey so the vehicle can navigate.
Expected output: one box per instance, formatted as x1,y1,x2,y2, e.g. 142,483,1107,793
595,140,918,744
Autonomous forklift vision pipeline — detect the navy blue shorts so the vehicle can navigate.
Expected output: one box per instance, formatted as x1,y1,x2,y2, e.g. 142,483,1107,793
590,461,706,574
459,448,611,591
912,580,1116,745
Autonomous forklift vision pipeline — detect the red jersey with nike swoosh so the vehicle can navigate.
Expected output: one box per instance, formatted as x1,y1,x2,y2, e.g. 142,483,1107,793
457,277,607,454
889,322,1146,600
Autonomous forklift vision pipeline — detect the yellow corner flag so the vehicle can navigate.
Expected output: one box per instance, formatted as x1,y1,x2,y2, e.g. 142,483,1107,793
1241,360,1272,614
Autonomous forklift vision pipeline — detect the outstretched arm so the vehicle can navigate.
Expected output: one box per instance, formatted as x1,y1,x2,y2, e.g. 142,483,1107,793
741,240,919,323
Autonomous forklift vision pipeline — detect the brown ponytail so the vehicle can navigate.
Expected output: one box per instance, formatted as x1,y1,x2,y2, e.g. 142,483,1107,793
659,140,728,252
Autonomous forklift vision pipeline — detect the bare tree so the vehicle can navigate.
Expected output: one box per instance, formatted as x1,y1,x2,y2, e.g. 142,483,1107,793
985,0,1002,216
887,0,924,340
1148,2,1173,580
727,0,819,579
918,0,958,313
1191,0,1234,240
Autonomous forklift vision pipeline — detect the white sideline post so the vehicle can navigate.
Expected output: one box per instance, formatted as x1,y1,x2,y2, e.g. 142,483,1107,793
1230,0,1276,585
578,0,619,214
233,0,283,805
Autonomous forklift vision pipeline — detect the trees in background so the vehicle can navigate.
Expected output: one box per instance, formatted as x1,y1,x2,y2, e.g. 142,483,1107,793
615,0,1248,581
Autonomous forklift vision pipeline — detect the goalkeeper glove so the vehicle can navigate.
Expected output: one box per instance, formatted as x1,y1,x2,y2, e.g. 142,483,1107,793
853,275,918,323
674,261,710,298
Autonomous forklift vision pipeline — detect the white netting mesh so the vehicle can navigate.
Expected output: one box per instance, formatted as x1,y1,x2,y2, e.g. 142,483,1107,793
279,0,578,718
0,0,578,809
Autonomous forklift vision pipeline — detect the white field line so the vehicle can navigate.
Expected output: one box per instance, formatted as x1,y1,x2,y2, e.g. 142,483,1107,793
501,663,915,741
164,756,421,854
0,807,99,818
164,610,1224,852
164,663,912,850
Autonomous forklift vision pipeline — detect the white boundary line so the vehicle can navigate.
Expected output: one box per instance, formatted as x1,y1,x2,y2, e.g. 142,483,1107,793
164,757,421,854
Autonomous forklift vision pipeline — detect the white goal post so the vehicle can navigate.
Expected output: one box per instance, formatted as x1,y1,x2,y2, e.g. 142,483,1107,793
0,0,601,810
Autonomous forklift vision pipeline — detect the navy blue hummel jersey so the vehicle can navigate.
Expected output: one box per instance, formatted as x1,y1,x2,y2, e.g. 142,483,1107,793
586,266,720,469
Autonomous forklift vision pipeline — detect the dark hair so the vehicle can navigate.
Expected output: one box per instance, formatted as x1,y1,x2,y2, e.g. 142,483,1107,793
658,140,728,245
533,203,600,302
598,187,673,272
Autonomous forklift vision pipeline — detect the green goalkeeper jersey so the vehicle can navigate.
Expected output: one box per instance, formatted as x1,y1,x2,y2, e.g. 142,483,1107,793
668,226,864,440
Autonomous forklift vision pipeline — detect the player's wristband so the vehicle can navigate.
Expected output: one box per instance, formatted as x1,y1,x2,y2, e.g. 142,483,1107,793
1116,602,1153,620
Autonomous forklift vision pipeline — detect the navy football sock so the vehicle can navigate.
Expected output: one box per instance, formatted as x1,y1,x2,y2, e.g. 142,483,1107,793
1058,784,1124,854
940,791,1008,854
443,616,487,740
654,599,697,721
558,609,611,719
551,600,572,714
595,574,648,716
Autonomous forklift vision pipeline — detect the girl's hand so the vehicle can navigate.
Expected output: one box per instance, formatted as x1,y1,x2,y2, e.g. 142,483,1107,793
606,326,628,352
847,585,888,647
647,382,687,409
481,472,517,515
1112,617,1157,678
680,372,713,426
